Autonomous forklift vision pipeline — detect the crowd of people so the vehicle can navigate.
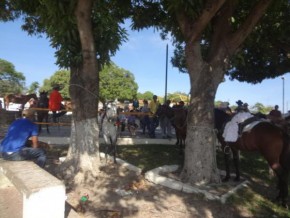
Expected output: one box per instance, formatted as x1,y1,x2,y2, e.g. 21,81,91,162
0,90,287,168
114,95,187,139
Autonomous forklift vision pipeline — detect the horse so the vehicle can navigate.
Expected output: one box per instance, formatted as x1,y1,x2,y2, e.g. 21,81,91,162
101,101,119,163
171,106,187,154
4,93,37,110
214,108,290,208
37,91,49,133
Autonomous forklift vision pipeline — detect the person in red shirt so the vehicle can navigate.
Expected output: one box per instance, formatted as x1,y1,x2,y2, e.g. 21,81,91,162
49,85,66,122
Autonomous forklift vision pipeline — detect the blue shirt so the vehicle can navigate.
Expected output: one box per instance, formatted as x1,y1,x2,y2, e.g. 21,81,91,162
0,118,38,153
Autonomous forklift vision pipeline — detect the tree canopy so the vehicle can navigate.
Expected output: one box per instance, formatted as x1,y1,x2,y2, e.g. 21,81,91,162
137,91,154,101
0,58,25,96
26,81,39,94
100,63,138,103
41,70,70,99
39,63,138,101
139,0,290,84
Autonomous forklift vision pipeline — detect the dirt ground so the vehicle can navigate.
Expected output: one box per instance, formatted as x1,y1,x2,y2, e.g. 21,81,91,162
0,121,252,218
44,155,252,218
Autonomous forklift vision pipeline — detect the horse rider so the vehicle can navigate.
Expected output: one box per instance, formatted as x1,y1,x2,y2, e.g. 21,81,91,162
49,84,66,122
223,102,253,142
268,105,283,124
24,98,37,110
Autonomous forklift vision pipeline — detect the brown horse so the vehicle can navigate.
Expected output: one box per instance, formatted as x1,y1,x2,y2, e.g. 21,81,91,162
4,93,38,110
171,107,187,154
214,108,290,208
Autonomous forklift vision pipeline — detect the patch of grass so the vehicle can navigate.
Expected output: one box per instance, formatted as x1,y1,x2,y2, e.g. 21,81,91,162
100,144,184,171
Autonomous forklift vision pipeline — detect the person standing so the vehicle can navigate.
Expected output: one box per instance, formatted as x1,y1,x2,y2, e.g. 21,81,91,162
157,99,173,139
133,99,139,110
148,95,160,138
0,109,46,167
49,84,66,122
140,100,150,134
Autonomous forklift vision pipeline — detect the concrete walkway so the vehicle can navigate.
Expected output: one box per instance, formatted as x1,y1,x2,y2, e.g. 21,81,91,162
38,125,176,146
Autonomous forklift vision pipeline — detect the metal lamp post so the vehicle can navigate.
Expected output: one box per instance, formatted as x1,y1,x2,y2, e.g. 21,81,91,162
164,44,168,102
282,77,285,114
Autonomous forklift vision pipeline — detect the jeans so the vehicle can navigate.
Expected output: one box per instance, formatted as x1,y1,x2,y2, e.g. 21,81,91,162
2,147,46,168
140,116,150,134
149,116,159,137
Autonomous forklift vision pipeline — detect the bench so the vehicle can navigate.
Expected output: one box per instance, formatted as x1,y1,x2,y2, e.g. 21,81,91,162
0,159,66,218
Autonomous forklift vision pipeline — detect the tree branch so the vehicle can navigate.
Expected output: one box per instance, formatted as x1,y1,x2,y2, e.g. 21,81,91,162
208,0,237,61
176,0,226,44
228,0,273,53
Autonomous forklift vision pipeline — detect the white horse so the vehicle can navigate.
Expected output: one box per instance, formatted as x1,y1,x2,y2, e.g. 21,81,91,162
101,101,119,163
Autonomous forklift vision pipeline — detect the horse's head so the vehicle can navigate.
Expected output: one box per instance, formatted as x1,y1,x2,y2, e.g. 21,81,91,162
39,91,48,98
38,91,49,108
105,101,118,121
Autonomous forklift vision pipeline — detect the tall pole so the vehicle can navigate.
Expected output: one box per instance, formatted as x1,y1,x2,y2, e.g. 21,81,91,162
164,44,168,102
282,77,285,114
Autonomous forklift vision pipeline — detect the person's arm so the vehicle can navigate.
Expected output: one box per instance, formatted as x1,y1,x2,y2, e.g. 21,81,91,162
30,136,38,148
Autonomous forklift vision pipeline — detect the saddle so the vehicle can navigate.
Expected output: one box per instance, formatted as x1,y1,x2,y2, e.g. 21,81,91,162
238,116,265,135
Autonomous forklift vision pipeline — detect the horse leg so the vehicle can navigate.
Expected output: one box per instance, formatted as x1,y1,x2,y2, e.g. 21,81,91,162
38,116,43,133
179,139,183,155
232,148,240,181
45,114,50,133
271,163,289,208
222,152,231,182
175,129,180,145
103,135,109,163
113,141,117,164
175,138,179,146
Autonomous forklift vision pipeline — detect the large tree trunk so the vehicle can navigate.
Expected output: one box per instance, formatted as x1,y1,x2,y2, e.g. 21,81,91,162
58,0,101,186
177,1,272,185
181,42,225,184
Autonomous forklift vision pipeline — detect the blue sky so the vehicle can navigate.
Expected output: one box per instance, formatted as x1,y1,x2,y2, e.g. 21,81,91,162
0,19,289,111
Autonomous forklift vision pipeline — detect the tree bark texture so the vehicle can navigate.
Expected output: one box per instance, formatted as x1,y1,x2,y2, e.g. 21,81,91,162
180,42,223,184
59,0,101,185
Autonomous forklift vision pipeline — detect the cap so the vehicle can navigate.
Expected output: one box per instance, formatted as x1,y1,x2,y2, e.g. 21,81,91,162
22,109,34,118
153,95,157,99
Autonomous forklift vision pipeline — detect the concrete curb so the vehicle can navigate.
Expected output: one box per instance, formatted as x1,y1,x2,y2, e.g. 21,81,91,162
75,152,249,203
144,165,249,203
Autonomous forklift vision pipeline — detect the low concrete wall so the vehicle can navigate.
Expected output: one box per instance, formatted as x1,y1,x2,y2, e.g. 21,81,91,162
0,160,66,218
